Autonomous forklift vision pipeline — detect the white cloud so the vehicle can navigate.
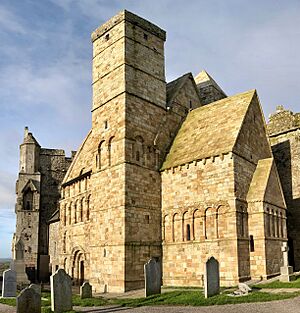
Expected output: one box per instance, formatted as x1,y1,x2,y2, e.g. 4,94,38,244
0,5,27,34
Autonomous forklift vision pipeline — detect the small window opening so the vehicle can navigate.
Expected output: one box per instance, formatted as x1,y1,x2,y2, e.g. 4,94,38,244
136,151,140,162
189,100,192,110
104,121,108,129
143,33,148,40
105,33,109,41
145,215,150,224
186,224,191,241
104,248,106,257
26,201,31,210
250,235,255,252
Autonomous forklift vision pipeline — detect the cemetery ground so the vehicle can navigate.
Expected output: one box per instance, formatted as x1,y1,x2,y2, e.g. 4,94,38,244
1,278,300,312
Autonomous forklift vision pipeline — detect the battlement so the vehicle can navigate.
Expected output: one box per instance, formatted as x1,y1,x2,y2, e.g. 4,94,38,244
268,105,300,136
91,10,166,42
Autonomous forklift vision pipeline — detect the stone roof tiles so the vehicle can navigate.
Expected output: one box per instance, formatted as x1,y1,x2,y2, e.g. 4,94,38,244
161,89,256,170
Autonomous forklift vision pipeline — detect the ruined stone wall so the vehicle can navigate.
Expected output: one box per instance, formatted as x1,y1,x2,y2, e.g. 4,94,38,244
161,153,242,287
48,221,59,274
39,149,72,257
268,106,300,270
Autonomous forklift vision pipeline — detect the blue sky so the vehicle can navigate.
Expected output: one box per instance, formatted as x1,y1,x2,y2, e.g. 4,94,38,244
0,0,300,258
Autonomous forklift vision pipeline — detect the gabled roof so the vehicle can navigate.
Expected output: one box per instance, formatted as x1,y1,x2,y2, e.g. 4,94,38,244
247,158,286,208
194,70,226,96
62,130,92,184
21,179,39,193
166,72,201,105
48,209,60,224
161,89,256,170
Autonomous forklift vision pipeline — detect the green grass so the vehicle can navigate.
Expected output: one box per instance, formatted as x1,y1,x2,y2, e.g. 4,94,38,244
113,290,300,307
0,297,16,306
256,276,300,289
1,287,299,311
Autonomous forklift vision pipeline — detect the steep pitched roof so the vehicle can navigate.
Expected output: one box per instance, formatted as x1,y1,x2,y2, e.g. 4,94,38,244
166,72,201,105
47,209,60,224
194,70,226,96
62,130,93,184
161,89,256,170
247,158,286,208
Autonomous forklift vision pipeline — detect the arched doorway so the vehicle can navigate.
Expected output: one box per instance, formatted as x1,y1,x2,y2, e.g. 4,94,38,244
71,248,87,286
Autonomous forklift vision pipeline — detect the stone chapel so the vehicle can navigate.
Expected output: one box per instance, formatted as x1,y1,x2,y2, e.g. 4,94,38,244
12,10,299,292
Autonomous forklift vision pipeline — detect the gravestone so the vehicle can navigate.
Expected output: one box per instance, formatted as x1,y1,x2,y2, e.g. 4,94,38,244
29,283,41,295
280,242,296,282
144,258,161,297
16,285,41,313
1,269,17,298
204,257,220,298
80,282,92,299
50,269,72,312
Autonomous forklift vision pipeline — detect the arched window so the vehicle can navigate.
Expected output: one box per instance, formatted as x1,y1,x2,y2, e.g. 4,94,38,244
74,201,78,223
63,204,67,226
79,198,84,222
86,195,91,221
192,209,202,241
172,213,181,242
97,140,105,169
63,231,67,253
23,189,33,210
15,240,24,260
186,224,191,241
68,203,72,225
108,136,115,166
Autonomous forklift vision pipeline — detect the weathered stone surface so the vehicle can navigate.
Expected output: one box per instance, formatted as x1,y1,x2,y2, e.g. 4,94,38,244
12,126,72,282
50,269,72,312
238,283,252,295
29,284,41,295
268,106,300,271
204,257,220,298
144,258,161,297
11,260,30,286
16,285,41,313
80,282,92,299
2,269,17,298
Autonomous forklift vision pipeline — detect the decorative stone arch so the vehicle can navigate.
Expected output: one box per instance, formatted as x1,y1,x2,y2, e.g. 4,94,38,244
204,207,217,240
182,211,191,241
192,209,203,241
216,205,230,239
172,212,181,242
71,246,88,286
86,195,91,221
68,202,72,225
108,136,115,166
97,140,105,169
21,180,38,211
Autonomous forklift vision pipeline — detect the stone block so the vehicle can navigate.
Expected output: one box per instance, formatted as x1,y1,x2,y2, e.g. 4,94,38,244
50,269,72,312
144,258,161,297
16,285,41,313
204,257,220,298
80,282,92,299
1,269,17,298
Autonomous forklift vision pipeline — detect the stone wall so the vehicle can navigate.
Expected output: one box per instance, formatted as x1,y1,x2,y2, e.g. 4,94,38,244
268,106,300,270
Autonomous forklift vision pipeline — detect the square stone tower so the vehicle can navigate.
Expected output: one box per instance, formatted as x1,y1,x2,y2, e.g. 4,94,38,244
89,10,167,292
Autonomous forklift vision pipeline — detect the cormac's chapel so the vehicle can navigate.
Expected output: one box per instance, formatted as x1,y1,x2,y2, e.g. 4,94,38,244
12,11,300,292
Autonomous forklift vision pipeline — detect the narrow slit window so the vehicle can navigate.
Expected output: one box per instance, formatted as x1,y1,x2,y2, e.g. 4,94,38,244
250,235,254,252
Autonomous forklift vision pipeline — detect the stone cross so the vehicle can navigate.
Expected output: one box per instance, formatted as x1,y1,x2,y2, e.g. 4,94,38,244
144,258,161,297
16,285,41,313
80,282,92,299
204,256,220,298
50,269,72,313
282,242,289,266
1,269,17,298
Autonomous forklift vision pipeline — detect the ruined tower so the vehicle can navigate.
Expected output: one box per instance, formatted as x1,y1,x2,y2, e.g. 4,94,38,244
13,128,72,282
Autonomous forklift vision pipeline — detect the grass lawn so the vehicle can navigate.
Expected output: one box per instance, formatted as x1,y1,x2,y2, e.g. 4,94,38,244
254,276,300,289
0,285,299,312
